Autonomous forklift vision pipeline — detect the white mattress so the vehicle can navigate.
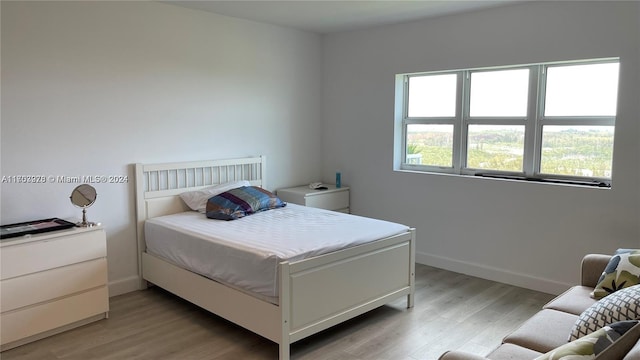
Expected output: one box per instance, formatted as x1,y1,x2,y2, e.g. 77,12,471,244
144,204,409,298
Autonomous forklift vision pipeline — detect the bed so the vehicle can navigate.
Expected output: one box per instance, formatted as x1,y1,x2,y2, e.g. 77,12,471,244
135,156,416,360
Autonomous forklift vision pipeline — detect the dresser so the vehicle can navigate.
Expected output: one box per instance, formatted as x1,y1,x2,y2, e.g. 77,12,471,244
0,226,109,350
276,184,350,213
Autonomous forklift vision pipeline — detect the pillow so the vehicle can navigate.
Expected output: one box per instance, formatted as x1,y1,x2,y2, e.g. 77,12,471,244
569,284,640,341
592,249,640,299
535,320,638,360
205,186,286,220
179,180,251,213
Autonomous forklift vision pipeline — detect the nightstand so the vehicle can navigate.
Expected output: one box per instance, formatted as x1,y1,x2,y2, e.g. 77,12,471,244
277,185,350,213
0,225,109,350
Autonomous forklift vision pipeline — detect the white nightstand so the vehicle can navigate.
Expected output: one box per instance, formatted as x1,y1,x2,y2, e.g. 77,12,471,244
0,225,109,350
277,185,350,213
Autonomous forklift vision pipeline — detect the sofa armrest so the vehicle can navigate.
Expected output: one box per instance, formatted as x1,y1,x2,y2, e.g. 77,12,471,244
438,350,490,360
581,254,612,288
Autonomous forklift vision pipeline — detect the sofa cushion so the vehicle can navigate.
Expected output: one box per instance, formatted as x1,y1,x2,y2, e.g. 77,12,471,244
543,286,598,316
503,309,579,353
487,343,542,360
570,284,640,341
592,249,640,299
534,320,638,360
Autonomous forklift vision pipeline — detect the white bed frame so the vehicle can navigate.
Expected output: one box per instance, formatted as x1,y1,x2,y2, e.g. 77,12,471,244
135,156,415,360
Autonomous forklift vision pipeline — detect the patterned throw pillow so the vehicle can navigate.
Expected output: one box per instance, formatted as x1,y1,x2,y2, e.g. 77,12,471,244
591,249,640,299
179,180,250,213
569,284,640,341
205,186,286,220
536,321,638,360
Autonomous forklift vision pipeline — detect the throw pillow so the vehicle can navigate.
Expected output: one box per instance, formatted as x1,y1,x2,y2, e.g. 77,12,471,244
179,180,251,213
591,248,640,299
205,186,286,220
569,284,640,341
535,321,638,360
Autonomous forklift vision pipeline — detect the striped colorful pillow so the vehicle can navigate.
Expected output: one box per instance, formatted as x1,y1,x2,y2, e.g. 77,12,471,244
205,186,286,220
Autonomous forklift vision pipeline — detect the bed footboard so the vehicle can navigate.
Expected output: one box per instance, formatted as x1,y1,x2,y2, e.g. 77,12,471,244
143,229,415,360
279,228,416,359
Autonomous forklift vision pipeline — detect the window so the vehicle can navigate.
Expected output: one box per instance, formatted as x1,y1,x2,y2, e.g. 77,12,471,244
396,58,619,186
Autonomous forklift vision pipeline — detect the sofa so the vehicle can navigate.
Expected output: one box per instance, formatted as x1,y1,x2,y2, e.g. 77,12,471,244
439,253,640,360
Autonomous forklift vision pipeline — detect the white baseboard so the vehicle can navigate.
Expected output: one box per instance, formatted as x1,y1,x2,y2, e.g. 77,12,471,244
108,275,141,297
416,251,570,295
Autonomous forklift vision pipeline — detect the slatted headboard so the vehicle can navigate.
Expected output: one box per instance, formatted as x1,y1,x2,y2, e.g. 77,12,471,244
134,155,266,288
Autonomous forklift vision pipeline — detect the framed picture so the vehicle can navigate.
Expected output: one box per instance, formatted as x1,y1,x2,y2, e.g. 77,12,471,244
1,218,76,239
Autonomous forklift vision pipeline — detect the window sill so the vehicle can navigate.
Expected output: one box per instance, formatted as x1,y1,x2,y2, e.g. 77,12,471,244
473,173,610,188
395,168,611,189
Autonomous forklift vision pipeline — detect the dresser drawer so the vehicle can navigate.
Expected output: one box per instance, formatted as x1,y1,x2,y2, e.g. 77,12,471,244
1,258,107,313
0,286,108,345
1,229,106,280
305,191,349,211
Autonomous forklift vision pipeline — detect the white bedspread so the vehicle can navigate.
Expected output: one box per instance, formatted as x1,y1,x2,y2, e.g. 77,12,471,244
144,204,409,298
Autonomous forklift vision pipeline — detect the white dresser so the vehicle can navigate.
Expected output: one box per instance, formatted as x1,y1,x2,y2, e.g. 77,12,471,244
277,185,350,213
0,226,109,350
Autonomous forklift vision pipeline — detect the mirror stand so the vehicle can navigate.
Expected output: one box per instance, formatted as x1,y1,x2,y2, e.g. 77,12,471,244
79,207,97,227
70,184,98,227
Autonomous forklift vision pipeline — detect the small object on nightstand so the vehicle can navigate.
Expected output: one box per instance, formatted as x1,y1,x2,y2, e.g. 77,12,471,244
308,182,328,190
277,184,350,213
335,172,341,188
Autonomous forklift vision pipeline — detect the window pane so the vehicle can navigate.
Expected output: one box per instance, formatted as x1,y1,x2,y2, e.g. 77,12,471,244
406,124,453,167
540,126,614,178
467,125,524,171
470,69,529,117
408,74,457,117
544,62,619,116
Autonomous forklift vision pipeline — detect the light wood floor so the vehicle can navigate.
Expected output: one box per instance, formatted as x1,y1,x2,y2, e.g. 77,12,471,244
1,264,555,360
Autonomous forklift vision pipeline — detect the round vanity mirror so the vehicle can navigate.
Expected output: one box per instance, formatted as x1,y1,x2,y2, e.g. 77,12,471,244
70,184,97,227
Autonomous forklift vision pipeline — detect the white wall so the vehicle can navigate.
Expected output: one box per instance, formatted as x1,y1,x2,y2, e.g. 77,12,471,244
1,1,323,295
3,0,638,298
322,1,640,294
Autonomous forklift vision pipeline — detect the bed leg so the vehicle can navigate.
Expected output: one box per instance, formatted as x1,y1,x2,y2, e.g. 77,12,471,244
279,343,290,360
279,262,291,360
407,269,415,309
407,293,415,309
407,228,416,309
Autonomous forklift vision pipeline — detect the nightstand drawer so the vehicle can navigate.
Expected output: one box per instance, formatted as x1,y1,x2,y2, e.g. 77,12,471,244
1,258,108,313
305,191,349,211
277,185,350,212
1,229,106,280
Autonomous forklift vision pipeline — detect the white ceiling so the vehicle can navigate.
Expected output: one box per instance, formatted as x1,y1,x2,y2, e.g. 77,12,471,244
162,1,523,34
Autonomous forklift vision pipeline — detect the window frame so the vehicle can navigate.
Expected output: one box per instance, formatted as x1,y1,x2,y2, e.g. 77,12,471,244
396,58,619,187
